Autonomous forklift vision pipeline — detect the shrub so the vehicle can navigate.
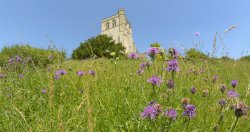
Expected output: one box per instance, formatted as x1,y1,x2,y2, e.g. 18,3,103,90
185,48,208,60
72,35,125,59
239,55,250,62
220,56,233,61
0,44,65,68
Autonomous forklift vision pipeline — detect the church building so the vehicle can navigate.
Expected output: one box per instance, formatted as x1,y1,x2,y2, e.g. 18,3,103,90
101,9,136,53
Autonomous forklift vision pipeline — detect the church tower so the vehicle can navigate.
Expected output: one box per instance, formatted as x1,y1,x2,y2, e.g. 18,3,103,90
101,9,136,53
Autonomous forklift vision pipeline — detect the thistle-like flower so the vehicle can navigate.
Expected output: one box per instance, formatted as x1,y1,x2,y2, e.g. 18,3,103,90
182,104,196,118
167,59,179,72
165,108,177,120
147,76,162,87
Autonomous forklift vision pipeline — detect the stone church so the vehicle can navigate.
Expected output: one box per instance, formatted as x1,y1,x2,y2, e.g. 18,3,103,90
101,9,136,53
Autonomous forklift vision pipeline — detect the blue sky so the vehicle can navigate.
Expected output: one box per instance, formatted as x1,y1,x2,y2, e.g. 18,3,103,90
0,0,250,59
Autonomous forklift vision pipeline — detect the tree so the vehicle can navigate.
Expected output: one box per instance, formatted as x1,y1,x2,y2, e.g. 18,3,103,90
185,48,208,60
72,35,125,59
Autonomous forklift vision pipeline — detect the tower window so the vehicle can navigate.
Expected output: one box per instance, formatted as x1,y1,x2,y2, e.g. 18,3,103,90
112,19,116,27
106,22,110,29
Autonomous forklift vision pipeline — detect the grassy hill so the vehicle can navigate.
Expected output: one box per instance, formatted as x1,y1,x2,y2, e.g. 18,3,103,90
0,58,250,131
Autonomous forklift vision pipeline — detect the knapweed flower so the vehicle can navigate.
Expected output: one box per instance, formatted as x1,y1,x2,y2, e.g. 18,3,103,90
141,105,157,119
220,84,227,93
137,69,144,75
41,89,47,94
167,59,179,72
165,108,177,120
181,98,190,106
141,101,162,119
173,48,178,59
232,102,248,117
202,89,209,97
0,74,6,79
54,75,60,80
227,90,239,98
76,70,85,77
128,52,139,59
218,99,227,106
8,58,14,64
213,76,219,83
231,80,238,88
195,32,200,37
48,55,53,59
140,62,146,69
167,80,174,89
55,69,67,76
182,104,196,118
18,74,24,78
89,70,95,76
147,76,162,87
15,55,22,62
147,47,159,57
190,87,196,94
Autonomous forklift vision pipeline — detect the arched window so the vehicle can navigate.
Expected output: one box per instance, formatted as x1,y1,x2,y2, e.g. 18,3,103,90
112,19,116,27
106,22,110,29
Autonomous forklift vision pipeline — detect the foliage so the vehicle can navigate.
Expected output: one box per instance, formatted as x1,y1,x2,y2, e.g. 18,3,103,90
150,42,161,47
220,56,234,61
0,44,65,68
72,34,125,59
185,48,208,60
239,55,250,62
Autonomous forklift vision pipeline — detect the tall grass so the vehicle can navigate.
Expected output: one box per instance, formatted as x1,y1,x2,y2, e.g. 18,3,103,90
0,57,249,131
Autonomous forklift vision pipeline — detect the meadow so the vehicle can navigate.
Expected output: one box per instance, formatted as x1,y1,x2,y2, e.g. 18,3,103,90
0,54,250,131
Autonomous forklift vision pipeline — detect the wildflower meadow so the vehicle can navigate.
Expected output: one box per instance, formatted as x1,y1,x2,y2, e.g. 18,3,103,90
0,48,249,131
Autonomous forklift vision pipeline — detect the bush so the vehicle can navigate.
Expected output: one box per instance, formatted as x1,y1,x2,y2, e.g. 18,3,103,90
239,55,250,62
72,35,125,59
0,44,65,68
220,56,233,61
185,48,208,60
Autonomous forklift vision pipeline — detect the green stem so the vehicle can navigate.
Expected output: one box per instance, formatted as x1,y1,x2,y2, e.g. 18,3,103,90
167,118,172,132
229,117,239,132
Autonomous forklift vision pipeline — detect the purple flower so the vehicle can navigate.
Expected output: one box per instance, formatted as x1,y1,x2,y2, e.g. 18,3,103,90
220,84,227,93
173,49,178,59
227,90,239,98
141,101,162,119
88,70,95,76
195,32,200,37
147,76,162,87
128,52,139,59
182,104,196,118
167,59,179,72
141,106,157,119
8,58,14,64
218,99,227,106
165,108,177,119
137,69,144,75
140,62,146,69
55,69,67,76
233,102,249,117
54,75,60,80
76,70,85,77
147,47,159,57
15,55,22,62
0,74,6,79
190,87,196,94
167,80,174,89
18,74,24,78
41,89,47,94
231,80,238,88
